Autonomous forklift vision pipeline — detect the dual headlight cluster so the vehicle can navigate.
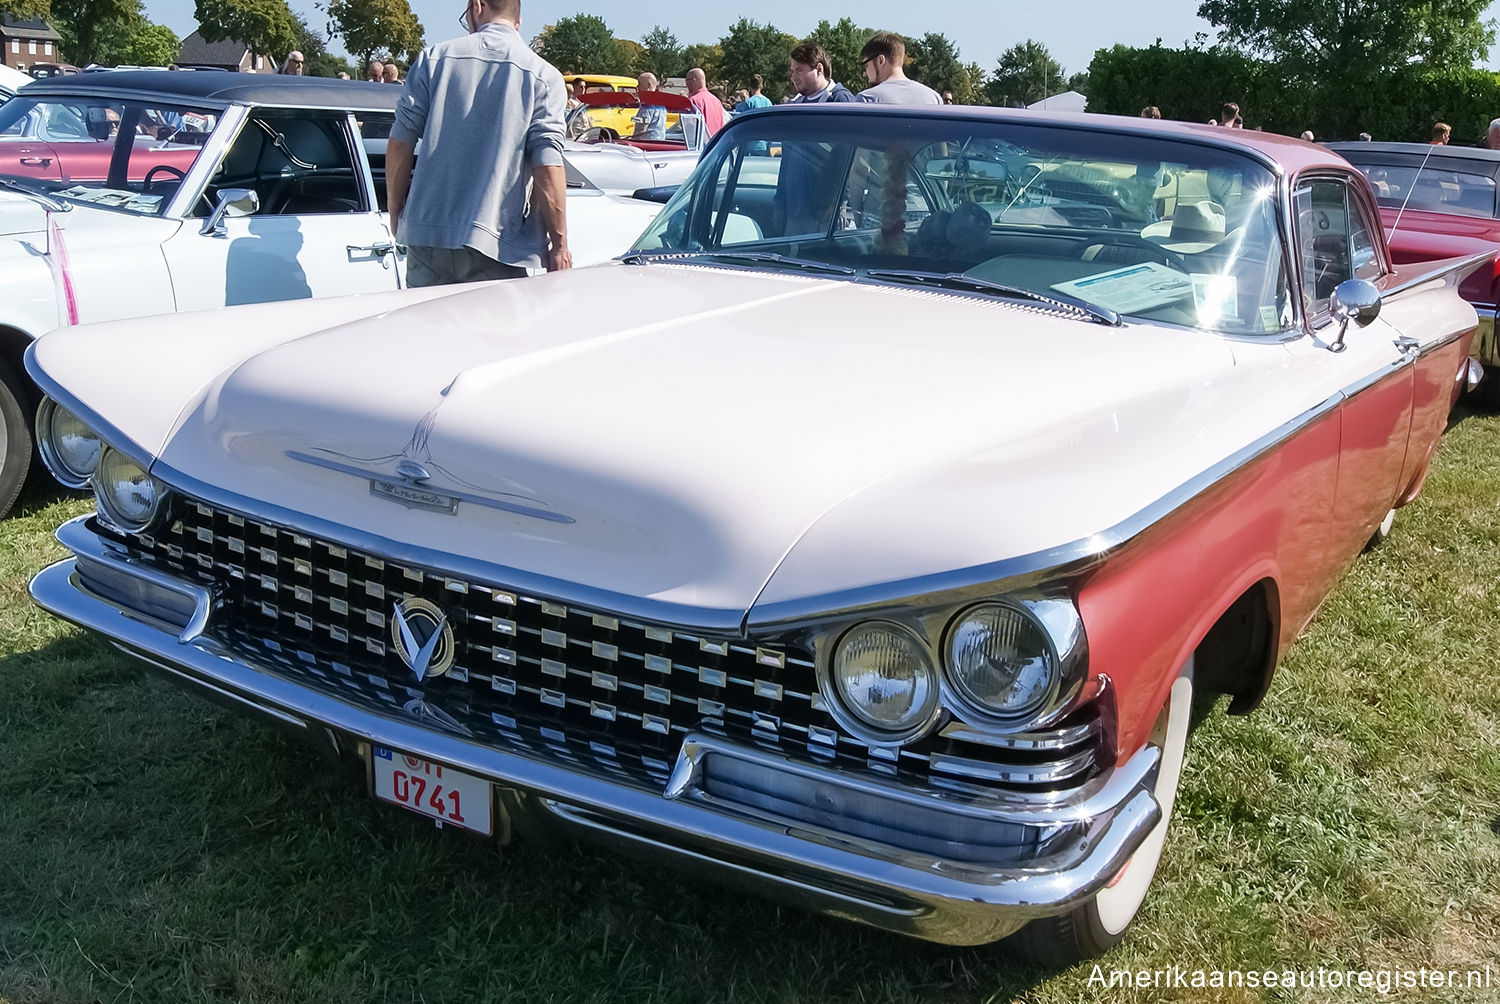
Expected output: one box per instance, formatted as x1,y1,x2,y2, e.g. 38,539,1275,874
37,398,173,533
824,599,1083,745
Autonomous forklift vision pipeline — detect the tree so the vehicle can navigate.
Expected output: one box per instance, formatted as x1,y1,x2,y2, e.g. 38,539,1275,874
639,25,684,79
719,17,793,100
614,38,643,76
807,17,874,91
906,32,964,96
680,42,723,86
326,0,424,65
194,0,300,60
1067,70,1090,94
119,20,177,64
957,61,988,105
537,14,628,74
51,0,136,65
1197,0,1494,76
0,0,48,19
986,39,1065,107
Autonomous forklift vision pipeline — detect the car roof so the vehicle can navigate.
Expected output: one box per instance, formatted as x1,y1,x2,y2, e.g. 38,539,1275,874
1325,140,1500,164
15,70,398,110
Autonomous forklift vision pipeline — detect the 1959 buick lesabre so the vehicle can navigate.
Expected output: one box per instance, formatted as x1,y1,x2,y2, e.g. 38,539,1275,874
26,106,1486,961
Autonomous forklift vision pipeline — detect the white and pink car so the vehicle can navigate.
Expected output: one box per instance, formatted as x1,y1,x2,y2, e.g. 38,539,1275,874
26,106,1485,961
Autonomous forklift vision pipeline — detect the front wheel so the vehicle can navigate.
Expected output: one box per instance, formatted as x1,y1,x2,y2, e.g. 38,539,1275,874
0,358,32,519
1007,658,1194,964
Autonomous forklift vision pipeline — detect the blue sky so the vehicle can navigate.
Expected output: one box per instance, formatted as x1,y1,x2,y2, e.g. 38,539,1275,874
141,0,1500,77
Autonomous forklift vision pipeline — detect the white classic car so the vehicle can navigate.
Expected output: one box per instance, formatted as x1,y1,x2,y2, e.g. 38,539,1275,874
26,106,1484,961
0,72,662,516
561,91,705,196
0,63,31,102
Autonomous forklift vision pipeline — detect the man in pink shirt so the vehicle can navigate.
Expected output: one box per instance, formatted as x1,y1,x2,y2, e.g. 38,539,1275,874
686,67,725,136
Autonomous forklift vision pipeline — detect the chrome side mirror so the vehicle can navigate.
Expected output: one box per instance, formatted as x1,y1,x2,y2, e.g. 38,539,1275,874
200,188,259,237
1328,278,1381,352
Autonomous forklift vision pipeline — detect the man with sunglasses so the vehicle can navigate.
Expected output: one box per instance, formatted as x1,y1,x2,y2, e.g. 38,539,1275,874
386,0,571,286
857,33,941,105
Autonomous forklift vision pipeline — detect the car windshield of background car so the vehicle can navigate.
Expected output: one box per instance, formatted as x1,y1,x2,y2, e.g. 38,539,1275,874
633,116,1293,335
0,96,219,216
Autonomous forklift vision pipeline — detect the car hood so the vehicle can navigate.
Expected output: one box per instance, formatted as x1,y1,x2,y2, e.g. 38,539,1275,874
39,264,1259,629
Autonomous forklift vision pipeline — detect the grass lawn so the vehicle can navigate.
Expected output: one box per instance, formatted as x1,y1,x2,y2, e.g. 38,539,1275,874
2,408,1498,1004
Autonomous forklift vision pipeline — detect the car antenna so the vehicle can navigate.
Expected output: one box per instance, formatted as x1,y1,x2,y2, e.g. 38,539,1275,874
1386,143,1439,249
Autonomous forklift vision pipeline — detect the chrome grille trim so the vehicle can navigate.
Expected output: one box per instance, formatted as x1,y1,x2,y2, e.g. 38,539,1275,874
111,502,1102,794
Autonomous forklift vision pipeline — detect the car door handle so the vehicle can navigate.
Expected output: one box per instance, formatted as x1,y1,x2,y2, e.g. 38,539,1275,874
1393,335,1421,360
19,156,52,167
346,242,404,267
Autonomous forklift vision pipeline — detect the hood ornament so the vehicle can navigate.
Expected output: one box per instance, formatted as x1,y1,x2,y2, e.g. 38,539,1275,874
284,384,575,523
396,459,432,484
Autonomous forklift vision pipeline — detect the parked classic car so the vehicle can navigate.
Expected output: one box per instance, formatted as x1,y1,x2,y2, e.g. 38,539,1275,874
0,72,663,516
563,91,703,195
0,63,31,103
1328,140,1500,405
27,106,1484,961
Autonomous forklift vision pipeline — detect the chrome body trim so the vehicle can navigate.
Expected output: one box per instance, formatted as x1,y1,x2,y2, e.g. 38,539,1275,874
30,535,1164,945
57,516,213,644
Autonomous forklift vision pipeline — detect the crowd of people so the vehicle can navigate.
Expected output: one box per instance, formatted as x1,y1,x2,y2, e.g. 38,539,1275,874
384,1,974,290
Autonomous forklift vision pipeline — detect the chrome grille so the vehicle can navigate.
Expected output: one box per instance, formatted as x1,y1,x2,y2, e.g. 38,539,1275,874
118,500,1102,793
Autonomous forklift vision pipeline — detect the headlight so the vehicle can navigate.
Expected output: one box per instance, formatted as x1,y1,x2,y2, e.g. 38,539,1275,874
946,603,1059,725
94,447,171,532
36,398,101,489
828,622,939,741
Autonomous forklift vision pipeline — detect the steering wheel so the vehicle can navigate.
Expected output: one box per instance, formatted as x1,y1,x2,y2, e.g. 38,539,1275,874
143,164,187,193
577,126,619,145
1080,232,1191,270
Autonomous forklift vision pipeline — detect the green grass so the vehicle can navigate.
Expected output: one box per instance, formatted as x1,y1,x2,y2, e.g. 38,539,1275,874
3,410,1500,1003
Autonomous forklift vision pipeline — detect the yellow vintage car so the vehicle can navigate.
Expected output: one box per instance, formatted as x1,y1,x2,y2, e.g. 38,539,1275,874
564,75,640,134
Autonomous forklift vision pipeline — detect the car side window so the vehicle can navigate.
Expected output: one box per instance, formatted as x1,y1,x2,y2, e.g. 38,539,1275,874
201,111,365,217
1294,177,1381,321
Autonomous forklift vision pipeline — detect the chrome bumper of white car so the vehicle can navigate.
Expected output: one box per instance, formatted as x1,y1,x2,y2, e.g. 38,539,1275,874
30,516,1162,946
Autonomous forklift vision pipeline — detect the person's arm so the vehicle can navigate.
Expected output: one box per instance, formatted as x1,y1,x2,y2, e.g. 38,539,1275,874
386,50,429,241
530,163,571,271
385,137,415,240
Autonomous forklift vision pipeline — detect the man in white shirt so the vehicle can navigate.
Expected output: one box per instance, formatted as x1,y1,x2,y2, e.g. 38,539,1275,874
857,33,941,105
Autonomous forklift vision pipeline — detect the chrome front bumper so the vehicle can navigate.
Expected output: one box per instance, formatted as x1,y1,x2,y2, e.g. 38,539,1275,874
29,517,1163,946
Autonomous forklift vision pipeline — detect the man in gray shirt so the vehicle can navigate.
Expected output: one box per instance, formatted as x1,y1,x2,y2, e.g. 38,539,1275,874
387,0,571,286
857,33,942,105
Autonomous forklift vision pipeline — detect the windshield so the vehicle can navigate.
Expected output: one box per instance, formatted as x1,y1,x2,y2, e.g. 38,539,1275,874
633,114,1293,334
0,96,220,215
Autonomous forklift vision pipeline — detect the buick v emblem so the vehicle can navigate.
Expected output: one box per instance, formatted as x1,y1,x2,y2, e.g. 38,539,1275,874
390,596,456,681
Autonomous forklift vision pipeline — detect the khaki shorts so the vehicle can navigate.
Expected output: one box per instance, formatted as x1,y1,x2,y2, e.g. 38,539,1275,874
405,245,529,287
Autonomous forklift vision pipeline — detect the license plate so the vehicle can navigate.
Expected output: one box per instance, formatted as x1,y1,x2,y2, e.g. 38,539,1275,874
371,747,493,835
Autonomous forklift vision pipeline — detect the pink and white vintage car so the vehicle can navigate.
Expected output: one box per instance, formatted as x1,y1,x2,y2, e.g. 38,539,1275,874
26,106,1485,961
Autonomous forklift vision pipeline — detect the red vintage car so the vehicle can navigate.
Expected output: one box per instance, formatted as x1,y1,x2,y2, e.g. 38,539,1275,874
0,95,205,186
1330,141,1500,405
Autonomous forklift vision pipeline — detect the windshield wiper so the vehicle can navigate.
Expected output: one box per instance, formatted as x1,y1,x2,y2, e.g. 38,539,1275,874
0,177,70,213
620,249,856,277
863,268,1119,326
